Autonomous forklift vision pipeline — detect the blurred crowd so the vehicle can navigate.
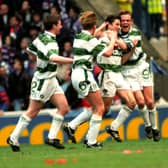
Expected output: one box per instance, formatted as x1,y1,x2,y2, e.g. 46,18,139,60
0,0,166,112
0,0,82,112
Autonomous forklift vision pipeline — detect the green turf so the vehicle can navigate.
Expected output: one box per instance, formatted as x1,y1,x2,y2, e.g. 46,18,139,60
0,139,167,168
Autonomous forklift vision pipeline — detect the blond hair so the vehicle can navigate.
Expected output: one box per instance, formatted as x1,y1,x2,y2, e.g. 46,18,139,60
79,11,97,30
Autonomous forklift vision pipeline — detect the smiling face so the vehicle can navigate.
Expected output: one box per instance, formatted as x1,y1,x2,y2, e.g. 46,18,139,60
120,14,133,33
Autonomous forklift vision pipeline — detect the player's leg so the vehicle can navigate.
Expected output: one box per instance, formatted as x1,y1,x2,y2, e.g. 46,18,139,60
7,100,44,152
105,72,136,142
133,90,153,138
107,89,136,142
103,97,113,115
45,93,70,149
141,62,160,141
85,90,104,148
103,96,123,142
63,107,92,143
124,65,153,139
82,96,114,145
143,86,160,141
70,68,104,148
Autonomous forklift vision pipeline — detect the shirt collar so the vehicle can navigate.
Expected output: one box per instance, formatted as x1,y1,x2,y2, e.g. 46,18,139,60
81,30,92,35
120,26,133,35
44,31,56,39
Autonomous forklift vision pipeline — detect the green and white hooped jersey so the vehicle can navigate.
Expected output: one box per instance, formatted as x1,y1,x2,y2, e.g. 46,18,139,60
97,37,123,72
72,30,107,71
119,27,147,66
27,31,58,79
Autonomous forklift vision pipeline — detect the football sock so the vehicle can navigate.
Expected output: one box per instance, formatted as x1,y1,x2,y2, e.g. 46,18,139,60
111,105,131,131
10,114,31,142
87,114,102,145
139,106,151,127
69,108,92,130
48,113,64,139
149,107,157,130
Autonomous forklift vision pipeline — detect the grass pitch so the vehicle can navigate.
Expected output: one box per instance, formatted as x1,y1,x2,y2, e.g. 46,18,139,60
0,139,167,168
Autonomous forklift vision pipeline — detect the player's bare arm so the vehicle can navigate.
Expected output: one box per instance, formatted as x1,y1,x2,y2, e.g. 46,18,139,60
50,55,73,64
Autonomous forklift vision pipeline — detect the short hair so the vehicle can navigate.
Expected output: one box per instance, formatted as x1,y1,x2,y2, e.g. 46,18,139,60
105,15,120,23
105,15,120,29
118,10,132,19
43,15,61,30
79,11,97,30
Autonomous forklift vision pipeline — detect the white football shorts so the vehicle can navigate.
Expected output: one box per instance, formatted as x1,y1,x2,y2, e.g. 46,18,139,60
71,68,100,98
30,76,63,103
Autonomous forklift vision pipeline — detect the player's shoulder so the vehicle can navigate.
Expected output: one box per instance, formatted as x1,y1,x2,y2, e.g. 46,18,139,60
129,26,141,36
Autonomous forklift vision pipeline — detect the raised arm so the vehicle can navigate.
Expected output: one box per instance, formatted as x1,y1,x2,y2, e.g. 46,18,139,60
121,47,136,65
94,22,108,38
121,39,138,64
101,30,118,57
50,55,73,64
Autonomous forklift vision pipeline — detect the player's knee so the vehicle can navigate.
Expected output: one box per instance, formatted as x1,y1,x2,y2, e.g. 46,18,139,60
127,100,136,110
65,105,70,113
104,105,110,114
59,105,70,115
146,100,154,109
94,104,105,116
137,99,145,109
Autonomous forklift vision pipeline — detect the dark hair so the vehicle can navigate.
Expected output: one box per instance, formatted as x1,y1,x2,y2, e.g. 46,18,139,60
105,15,120,30
43,15,61,30
105,15,120,23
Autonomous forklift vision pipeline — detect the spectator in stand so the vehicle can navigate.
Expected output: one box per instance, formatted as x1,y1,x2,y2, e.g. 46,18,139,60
18,0,33,29
25,48,36,78
60,40,73,58
0,61,9,92
116,0,134,13
40,0,54,19
0,63,10,112
132,0,151,39
54,0,69,22
17,37,31,68
0,3,11,35
1,35,16,70
18,37,31,59
8,57,31,111
65,6,82,37
1,0,20,15
50,5,61,17
147,0,163,40
0,84,10,112
4,14,26,49
49,5,69,31
28,25,40,41
30,12,44,32
57,6,81,51
132,0,143,29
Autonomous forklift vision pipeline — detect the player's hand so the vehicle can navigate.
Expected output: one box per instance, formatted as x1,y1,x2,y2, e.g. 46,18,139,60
132,39,138,47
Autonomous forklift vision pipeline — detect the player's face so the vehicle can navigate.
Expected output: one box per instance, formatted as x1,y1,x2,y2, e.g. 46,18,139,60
108,19,120,32
120,14,132,33
54,20,62,35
